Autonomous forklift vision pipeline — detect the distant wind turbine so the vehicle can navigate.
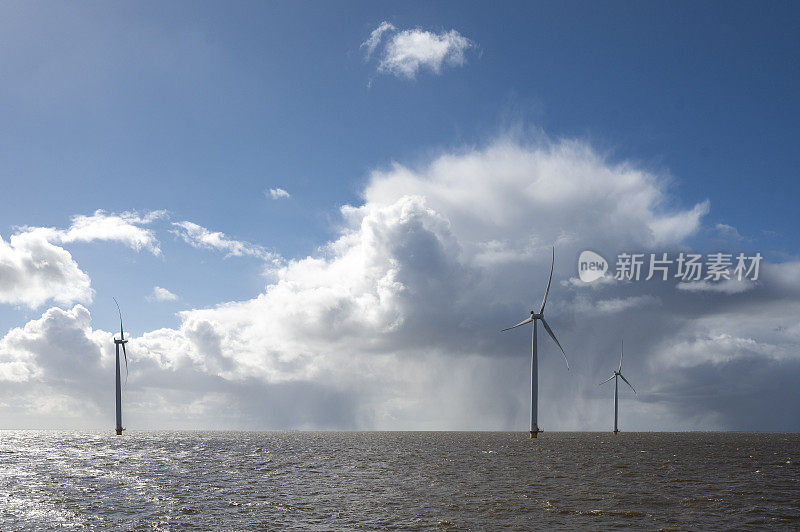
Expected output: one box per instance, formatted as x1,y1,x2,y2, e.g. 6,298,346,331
502,247,569,438
600,340,636,434
113,298,129,436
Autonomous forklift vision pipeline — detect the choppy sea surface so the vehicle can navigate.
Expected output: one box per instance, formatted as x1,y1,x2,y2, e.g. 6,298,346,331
0,431,797,530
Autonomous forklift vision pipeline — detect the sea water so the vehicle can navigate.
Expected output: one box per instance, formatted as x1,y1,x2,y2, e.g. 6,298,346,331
1,431,797,529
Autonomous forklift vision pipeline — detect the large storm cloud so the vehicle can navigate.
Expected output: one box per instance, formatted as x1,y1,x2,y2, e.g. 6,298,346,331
1,137,796,431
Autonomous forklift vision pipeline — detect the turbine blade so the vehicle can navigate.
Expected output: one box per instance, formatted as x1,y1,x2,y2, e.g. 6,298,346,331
501,316,533,332
540,317,569,370
113,297,124,340
539,246,555,314
121,342,129,384
619,373,636,394
599,374,615,385
618,339,624,372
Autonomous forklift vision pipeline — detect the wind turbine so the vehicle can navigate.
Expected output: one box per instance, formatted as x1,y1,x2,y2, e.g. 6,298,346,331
502,247,569,438
112,298,129,436
600,340,636,434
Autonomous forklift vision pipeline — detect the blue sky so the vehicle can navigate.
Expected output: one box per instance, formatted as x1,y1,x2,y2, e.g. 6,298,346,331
1,2,798,430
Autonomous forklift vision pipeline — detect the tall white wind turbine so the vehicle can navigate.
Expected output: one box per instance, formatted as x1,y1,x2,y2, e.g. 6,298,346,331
600,340,636,434
113,298,129,436
502,247,569,438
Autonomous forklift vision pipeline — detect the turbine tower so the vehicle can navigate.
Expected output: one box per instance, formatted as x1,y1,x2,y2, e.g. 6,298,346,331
502,247,569,438
113,298,129,436
600,340,636,434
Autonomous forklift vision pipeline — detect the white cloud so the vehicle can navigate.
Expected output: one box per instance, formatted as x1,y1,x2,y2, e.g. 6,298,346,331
148,286,178,302
676,279,755,294
564,273,618,288
362,23,474,79
267,187,291,200
360,21,395,59
593,295,660,314
171,221,277,262
715,223,745,241
648,201,710,245
0,231,93,308
657,333,781,368
652,298,800,369
362,139,709,252
20,209,166,255
0,305,107,384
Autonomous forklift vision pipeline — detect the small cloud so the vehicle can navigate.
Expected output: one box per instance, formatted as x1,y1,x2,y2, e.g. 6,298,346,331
148,286,178,302
564,274,617,288
267,188,291,200
171,221,280,264
362,22,474,79
361,21,395,59
676,279,755,294
595,295,659,313
648,200,709,246
17,209,166,256
715,223,746,241
573,294,659,314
